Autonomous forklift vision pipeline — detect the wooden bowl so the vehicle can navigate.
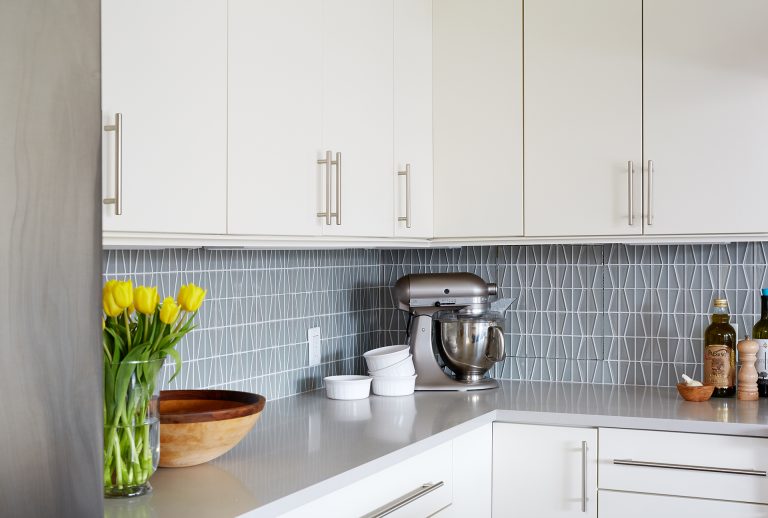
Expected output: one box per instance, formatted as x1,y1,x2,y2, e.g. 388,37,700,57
158,390,266,468
676,383,715,402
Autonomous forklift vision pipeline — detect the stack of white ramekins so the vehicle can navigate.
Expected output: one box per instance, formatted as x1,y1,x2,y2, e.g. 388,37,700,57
363,345,417,396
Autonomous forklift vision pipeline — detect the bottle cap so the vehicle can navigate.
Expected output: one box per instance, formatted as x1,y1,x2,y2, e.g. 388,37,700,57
714,298,728,308
762,289,768,297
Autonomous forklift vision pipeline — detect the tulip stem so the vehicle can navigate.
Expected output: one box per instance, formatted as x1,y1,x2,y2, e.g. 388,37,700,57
142,314,149,344
151,323,167,355
123,312,132,350
103,338,113,364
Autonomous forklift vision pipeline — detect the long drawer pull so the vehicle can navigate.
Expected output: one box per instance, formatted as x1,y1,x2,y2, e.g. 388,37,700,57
397,163,412,228
613,459,767,477
627,160,634,226
317,151,339,225
103,113,123,215
361,481,444,518
581,441,588,512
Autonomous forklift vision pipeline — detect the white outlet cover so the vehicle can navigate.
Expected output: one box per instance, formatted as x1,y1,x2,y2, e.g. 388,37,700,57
308,327,321,366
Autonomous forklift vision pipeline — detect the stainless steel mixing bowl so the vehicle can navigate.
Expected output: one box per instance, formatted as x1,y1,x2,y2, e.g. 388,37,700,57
434,311,506,382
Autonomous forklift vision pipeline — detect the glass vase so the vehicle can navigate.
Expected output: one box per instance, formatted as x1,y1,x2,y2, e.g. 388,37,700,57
104,358,164,498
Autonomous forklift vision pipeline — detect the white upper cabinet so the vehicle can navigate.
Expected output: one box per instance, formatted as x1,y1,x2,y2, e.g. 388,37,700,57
320,0,394,238
228,0,397,239
393,0,434,239
433,0,524,239
101,0,227,234
643,0,768,235
227,0,323,237
523,0,642,237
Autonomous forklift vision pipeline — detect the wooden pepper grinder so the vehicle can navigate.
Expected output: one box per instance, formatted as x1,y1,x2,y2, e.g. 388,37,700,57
738,336,759,401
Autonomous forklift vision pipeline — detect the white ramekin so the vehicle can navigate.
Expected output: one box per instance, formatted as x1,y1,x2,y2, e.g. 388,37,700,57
371,374,418,397
369,354,415,377
324,375,372,400
363,345,410,371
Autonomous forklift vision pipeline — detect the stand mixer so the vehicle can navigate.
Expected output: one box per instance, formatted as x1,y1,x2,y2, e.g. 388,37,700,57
394,273,507,391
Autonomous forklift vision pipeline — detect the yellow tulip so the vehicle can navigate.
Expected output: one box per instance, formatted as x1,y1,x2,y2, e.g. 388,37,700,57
177,283,206,312
159,297,181,325
134,286,159,315
103,281,122,317
111,280,134,309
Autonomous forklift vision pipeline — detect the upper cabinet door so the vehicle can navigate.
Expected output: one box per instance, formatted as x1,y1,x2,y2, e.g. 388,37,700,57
644,0,768,235
321,0,394,238
394,0,433,239
433,0,524,239
227,0,323,237
524,0,642,237
101,0,227,234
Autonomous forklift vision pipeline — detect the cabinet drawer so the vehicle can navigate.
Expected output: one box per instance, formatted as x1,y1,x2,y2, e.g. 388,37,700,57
600,489,768,517
281,441,452,517
599,428,768,504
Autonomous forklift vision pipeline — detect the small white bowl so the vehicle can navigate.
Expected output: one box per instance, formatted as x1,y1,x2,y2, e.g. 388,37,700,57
363,345,410,371
371,374,417,397
324,375,372,400
369,355,415,377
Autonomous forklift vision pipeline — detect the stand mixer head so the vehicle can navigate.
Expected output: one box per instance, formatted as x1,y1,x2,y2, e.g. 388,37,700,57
394,273,506,391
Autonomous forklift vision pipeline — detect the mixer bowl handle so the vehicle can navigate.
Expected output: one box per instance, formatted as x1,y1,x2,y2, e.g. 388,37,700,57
486,326,506,363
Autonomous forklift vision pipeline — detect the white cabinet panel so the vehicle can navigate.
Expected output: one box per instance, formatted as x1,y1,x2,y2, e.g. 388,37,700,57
228,0,323,237
440,424,491,518
524,0,642,237
493,423,597,517
321,0,394,238
102,0,227,234
600,490,768,517
644,0,768,235
433,0,523,238
280,441,452,518
600,428,768,504
394,0,433,239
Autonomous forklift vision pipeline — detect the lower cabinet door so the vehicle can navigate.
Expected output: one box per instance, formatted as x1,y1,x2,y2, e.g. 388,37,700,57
599,490,768,517
492,423,597,517
280,441,452,517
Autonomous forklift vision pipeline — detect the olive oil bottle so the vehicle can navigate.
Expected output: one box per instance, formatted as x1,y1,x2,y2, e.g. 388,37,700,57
752,288,768,397
703,298,736,397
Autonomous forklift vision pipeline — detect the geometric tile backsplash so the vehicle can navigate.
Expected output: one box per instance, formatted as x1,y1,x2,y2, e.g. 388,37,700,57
103,248,381,400
104,242,768,399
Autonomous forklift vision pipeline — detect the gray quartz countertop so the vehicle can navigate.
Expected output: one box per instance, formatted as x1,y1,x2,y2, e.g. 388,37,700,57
104,380,768,518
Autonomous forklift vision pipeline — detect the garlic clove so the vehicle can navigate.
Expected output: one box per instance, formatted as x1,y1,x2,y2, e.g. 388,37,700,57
682,374,703,387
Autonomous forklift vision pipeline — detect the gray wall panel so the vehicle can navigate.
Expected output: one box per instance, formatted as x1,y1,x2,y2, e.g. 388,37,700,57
0,0,101,516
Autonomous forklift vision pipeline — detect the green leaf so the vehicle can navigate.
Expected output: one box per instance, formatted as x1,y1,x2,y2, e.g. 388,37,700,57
105,327,125,356
167,348,182,383
112,346,146,418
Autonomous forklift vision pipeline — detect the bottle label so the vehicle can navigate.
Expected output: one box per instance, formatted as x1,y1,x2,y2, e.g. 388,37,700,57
704,344,734,388
756,339,768,378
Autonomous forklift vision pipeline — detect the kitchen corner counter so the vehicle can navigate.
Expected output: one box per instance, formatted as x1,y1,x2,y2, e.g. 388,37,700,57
104,381,768,518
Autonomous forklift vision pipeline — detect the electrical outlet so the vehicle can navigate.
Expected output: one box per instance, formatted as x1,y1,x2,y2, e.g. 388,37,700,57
308,327,321,366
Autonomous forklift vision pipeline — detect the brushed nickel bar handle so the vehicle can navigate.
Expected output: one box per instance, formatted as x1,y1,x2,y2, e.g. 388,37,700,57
627,160,634,226
334,152,341,225
317,150,333,225
103,113,123,215
361,481,444,518
613,459,767,477
397,163,412,228
647,159,654,226
581,441,588,513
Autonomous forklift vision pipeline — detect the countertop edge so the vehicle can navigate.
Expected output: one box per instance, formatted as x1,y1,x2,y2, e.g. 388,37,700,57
493,410,768,437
